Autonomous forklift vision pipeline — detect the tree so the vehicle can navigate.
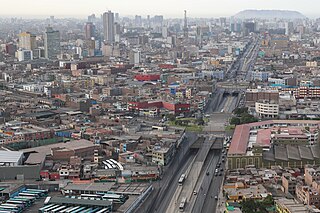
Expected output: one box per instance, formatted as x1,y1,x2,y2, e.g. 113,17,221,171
230,117,241,125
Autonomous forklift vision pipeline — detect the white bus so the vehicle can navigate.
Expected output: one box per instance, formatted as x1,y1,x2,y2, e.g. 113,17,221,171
59,206,75,213
95,208,109,213
51,205,66,213
178,174,186,186
179,197,186,212
65,206,82,213
80,194,102,200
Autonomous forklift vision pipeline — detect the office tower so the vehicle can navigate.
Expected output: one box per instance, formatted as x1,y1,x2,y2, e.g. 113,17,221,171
162,26,168,38
88,14,96,22
183,10,188,39
285,22,294,35
44,27,60,60
84,22,95,40
18,32,37,50
115,13,119,22
17,49,33,61
135,15,142,27
103,11,115,43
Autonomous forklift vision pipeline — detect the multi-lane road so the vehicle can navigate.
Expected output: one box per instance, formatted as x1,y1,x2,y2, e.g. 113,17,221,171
135,35,259,213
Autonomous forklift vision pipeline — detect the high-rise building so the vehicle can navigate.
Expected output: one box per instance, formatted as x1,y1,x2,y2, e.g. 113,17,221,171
44,27,60,60
103,11,115,43
135,15,142,27
18,32,37,50
84,22,95,40
17,49,33,61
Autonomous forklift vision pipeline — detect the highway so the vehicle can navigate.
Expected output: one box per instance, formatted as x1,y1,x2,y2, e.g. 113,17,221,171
135,35,259,213
134,132,198,213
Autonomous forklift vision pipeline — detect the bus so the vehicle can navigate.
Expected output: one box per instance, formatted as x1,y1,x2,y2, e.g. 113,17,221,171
0,205,20,213
21,191,42,198
59,206,75,213
106,160,116,169
178,174,186,186
26,189,48,197
0,204,22,211
102,194,127,203
179,197,186,212
109,159,123,171
71,207,87,213
65,206,82,213
14,196,36,203
38,204,55,213
79,194,102,200
6,200,27,208
43,205,62,213
51,205,67,213
18,193,38,199
95,208,109,213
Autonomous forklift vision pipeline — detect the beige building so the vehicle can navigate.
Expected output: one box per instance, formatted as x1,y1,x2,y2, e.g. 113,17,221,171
255,100,279,118
18,32,37,50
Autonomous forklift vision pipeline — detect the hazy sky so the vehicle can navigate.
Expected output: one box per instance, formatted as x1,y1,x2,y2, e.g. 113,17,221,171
1,0,319,18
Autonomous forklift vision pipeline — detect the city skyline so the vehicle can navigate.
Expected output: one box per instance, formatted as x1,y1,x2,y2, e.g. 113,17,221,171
1,0,320,18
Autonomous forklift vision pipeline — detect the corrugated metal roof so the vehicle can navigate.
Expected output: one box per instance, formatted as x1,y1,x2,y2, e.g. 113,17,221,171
0,151,23,163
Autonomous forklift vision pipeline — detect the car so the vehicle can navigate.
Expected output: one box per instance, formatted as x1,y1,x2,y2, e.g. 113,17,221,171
206,171,210,176
215,173,218,176
222,159,225,163
193,191,197,195
214,196,218,200
215,169,219,173
220,168,224,172
219,172,222,176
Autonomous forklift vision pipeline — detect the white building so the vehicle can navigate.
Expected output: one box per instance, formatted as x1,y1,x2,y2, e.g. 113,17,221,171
0,151,24,166
17,49,33,61
255,101,279,118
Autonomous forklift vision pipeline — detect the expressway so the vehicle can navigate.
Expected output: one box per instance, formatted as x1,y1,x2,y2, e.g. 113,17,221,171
134,132,198,213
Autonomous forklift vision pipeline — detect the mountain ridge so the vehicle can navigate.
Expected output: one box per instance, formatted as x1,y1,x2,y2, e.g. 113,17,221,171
234,9,306,19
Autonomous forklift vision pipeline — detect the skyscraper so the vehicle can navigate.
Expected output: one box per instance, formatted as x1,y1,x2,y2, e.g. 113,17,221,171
18,32,37,50
44,27,60,60
84,22,95,40
103,11,115,43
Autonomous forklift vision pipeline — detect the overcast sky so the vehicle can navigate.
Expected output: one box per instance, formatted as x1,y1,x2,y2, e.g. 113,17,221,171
1,0,319,18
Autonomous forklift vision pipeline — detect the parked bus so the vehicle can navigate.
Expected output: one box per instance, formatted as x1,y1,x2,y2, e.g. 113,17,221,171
38,204,55,213
71,207,87,213
179,197,186,212
65,206,82,213
102,194,127,203
59,206,75,213
109,159,123,171
89,207,102,213
26,189,48,197
0,205,20,213
18,193,38,199
79,194,102,200
51,205,66,213
22,191,42,197
39,204,60,213
95,208,109,213
178,174,186,186
6,200,27,208
14,196,35,203
0,204,22,212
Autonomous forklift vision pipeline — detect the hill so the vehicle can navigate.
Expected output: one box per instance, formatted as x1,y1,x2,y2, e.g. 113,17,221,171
234,10,306,19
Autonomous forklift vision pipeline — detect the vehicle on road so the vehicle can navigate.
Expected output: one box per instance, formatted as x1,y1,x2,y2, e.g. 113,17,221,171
179,197,187,212
215,196,218,200
178,174,186,186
